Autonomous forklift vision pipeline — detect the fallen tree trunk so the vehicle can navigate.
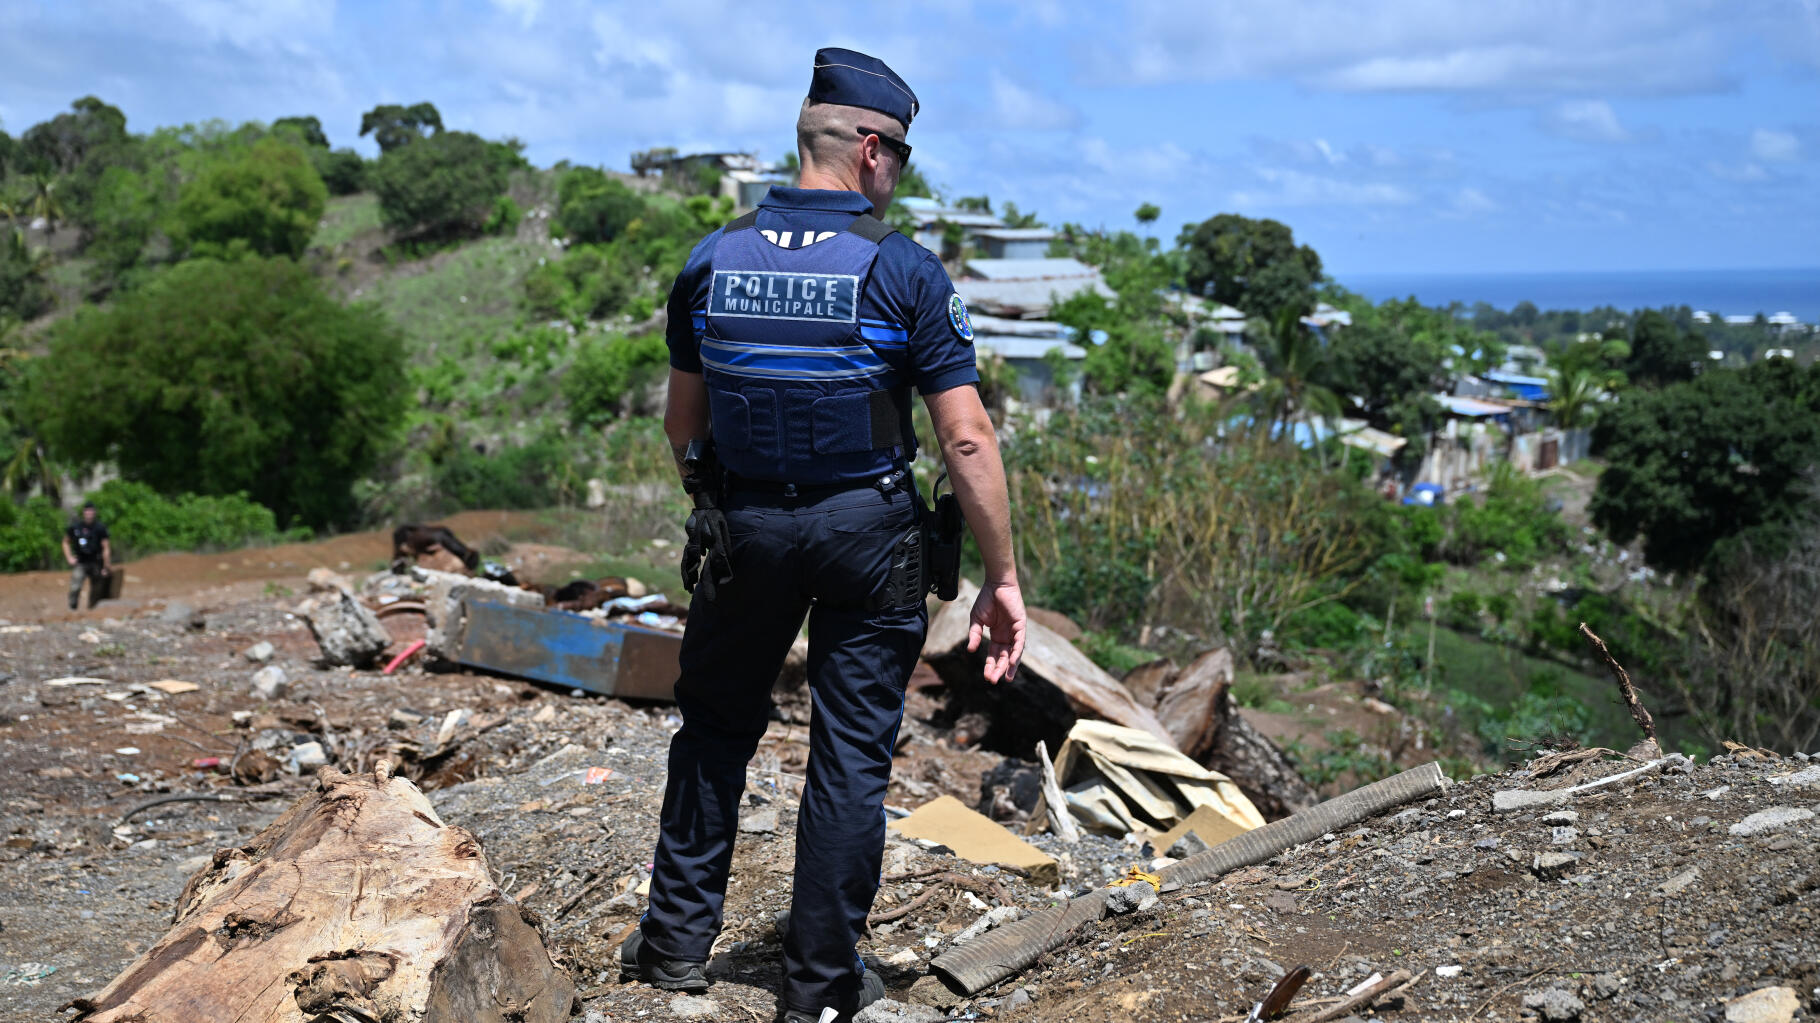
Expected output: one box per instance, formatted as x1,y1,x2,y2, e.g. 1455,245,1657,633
1201,689,1319,819
67,762,574,1023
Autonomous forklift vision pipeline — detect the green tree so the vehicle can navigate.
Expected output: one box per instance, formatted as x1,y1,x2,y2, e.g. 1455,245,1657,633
27,257,406,527
313,149,366,195
26,175,66,234
1179,213,1323,317
1591,359,1820,574
0,127,15,178
19,96,128,174
358,101,444,153
0,230,53,321
367,130,510,239
1626,309,1704,388
554,167,645,245
1134,202,1160,227
272,115,329,149
1546,366,1601,430
83,165,162,281
895,161,933,199
1252,305,1342,444
999,201,1042,228
172,138,327,259
562,332,668,426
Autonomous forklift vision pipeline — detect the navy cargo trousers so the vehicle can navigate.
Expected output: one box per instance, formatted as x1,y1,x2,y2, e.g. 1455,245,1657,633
641,479,926,1014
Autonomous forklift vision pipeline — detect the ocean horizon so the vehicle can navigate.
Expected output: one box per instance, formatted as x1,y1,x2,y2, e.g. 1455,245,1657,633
1334,267,1820,324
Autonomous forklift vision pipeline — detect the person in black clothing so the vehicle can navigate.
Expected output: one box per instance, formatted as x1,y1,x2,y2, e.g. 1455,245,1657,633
62,502,112,610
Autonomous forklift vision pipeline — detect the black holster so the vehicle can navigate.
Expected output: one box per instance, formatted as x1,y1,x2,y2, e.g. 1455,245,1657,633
923,474,965,602
680,442,734,601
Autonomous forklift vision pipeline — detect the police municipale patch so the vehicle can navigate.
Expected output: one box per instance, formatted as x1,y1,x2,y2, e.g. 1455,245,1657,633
948,293,974,343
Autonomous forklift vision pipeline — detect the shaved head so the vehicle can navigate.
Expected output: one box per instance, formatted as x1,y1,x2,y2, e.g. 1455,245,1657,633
794,99,907,215
796,99,904,169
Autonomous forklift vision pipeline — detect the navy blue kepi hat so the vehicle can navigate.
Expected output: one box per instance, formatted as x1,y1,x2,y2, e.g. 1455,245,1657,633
809,47,918,128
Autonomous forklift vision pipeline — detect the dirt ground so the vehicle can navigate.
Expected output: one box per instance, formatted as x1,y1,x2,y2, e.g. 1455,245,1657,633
2,528,1817,1023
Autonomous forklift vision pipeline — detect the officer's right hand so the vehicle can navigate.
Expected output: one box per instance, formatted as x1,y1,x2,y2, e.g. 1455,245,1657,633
967,581,1027,684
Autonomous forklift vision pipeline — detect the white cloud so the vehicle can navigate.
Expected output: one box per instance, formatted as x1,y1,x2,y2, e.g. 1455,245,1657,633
986,73,1081,132
152,0,330,49
1539,99,1633,143
1707,160,1770,183
1750,128,1800,162
1230,167,1415,209
1091,0,1779,97
489,0,542,29
1450,186,1499,216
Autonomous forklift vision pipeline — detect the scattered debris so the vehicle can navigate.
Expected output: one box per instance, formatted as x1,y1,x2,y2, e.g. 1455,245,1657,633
250,665,288,700
1728,806,1815,837
888,795,1058,885
1723,986,1799,1023
241,641,275,663
304,590,391,668
1029,719,1262,841
145,679,200,695
1521,986,1585,1022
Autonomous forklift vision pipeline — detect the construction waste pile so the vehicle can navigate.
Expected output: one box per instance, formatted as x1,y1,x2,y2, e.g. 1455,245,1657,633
0,525,1816,1023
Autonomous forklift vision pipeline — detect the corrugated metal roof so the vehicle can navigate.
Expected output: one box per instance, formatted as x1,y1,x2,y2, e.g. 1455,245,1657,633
973,228,1058,241
955,275,1113,317
962,258,1098,281
1435,394,1513,417
976,337,1086,360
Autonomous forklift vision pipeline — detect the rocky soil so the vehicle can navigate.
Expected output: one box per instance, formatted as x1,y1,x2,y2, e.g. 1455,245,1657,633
2,539,1817,1023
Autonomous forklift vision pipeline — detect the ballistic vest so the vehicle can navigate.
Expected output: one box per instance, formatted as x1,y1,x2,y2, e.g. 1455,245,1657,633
699,212,913,485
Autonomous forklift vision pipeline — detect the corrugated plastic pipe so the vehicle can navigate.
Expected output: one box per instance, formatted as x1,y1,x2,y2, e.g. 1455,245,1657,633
929,761,1450,995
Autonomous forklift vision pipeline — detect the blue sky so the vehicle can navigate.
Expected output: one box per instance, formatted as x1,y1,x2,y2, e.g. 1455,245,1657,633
3,0,1816,274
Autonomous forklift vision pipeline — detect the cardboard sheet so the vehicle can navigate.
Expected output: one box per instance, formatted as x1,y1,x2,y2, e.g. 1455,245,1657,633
889,795,1059,886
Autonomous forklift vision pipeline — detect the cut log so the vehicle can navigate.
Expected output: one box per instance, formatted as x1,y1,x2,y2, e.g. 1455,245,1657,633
923,580,1173,754
1120,658,1178,712
1151,648,1233,760
1202,692,1320,820
67,763,574,1023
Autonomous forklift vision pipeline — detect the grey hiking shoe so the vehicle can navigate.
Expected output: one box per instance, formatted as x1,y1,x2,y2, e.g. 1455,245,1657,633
779,969,885,1023
619,928,709,993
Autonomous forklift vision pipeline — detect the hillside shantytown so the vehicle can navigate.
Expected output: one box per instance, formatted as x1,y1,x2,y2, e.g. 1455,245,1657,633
2,8,1818,1023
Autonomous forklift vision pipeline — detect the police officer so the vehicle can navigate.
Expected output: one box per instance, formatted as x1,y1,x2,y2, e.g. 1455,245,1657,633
620,48,1028,1023
62,501,112,611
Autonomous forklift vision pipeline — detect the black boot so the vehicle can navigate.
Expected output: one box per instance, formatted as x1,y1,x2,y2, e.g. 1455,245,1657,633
619,928,709,993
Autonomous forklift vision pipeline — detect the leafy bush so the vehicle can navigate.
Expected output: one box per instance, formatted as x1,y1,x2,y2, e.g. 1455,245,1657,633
27,256,406,527
431,436,576,511
172,137,327,259
312,148,366,195
368,130,512,239
483,195,522,236
85,480,302,558
0,232,53,321
1031,531,1158,635
1475,669,1594,752
0,496,62,572
1442,591,1484,632
1442,463,1569,569
524,245,635,324
1280,600,1371,651
555,168,645,245
562,332,668,426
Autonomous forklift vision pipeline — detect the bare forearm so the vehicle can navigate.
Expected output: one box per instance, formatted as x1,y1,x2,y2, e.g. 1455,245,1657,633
939,428,1016,586
664,368,711,479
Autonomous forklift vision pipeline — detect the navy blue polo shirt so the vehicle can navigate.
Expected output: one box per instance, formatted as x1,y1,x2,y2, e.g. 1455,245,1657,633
665,187,979,397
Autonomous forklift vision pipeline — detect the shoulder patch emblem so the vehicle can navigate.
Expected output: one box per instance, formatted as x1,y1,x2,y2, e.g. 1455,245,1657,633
948,293,974,343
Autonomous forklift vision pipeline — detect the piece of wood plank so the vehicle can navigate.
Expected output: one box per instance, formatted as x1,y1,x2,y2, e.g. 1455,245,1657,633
1152,647,1233,760
67,762,574,1023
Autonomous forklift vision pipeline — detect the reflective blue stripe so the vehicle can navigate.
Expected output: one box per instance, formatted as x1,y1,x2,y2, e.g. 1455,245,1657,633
702,354,898,382
860,318,905,328
691,309,707,333
859,324,908,345
701,339,891,379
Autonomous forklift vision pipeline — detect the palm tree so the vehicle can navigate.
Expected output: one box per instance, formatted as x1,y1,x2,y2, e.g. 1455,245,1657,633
27,175,65,235
1547,366,1600,431
1251,304,1342,455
